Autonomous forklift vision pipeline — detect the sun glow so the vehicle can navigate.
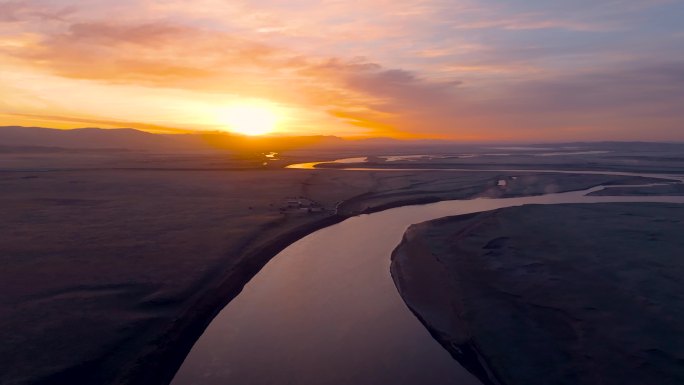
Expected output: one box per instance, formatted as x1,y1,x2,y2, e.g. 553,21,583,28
216,103,279,136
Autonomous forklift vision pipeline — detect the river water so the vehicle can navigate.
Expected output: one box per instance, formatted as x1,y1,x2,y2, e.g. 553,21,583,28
172,165,684,385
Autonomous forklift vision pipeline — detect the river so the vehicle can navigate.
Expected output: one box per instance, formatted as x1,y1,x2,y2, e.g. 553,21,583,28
171,163,684,385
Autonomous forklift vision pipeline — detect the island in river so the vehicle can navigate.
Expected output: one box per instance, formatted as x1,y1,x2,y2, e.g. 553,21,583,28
392,203,684,385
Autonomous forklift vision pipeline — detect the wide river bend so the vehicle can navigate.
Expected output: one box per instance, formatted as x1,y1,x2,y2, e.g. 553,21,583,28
172,164,684,385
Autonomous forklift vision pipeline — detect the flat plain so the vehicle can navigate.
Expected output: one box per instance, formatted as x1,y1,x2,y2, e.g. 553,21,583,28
1,143,683,385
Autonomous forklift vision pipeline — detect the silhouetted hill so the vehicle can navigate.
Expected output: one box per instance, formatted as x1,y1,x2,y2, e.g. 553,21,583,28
0,126,182,151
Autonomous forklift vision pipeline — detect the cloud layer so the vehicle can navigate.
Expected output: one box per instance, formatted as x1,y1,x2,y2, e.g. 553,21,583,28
1,0,683,140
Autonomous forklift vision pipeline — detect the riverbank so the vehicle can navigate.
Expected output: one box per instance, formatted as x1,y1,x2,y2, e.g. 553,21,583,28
133,172,665,385
121,213,348,385
392,203,684,385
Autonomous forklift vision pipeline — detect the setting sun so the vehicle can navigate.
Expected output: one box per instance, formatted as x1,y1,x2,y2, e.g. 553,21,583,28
217,104,279,136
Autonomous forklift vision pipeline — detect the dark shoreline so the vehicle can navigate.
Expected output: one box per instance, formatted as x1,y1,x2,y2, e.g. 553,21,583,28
119,214,347,385
119,193,485,385
125,195,473,385
390,203,684,385
26,213,348,385
390,224,506,385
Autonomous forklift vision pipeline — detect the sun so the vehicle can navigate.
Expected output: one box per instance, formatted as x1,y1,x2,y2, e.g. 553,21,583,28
217,103,279,136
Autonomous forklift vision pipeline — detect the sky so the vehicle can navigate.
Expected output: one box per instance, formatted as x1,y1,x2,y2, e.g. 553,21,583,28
1,0,683,141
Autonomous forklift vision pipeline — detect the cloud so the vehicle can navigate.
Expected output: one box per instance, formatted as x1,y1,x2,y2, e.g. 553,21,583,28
1,0,683,140
0,0,75,22
3,19,298,94
380,61,684,140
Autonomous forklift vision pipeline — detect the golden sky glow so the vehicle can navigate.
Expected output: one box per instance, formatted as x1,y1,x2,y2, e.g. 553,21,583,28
1,1,683,140
216,102,279,136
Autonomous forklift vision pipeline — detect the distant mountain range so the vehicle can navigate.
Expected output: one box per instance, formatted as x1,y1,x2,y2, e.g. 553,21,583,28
0,126,374,152
0,126,469,153
2,126,682,154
